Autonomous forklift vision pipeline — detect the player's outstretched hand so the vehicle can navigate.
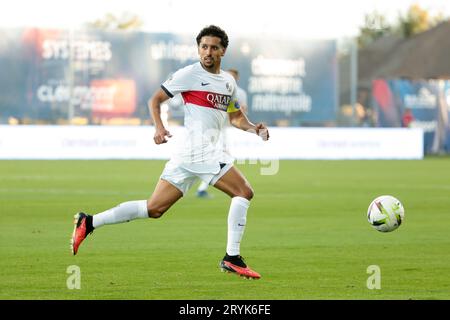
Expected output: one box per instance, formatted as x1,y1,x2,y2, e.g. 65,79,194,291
154,127,172,144
255,123,269,141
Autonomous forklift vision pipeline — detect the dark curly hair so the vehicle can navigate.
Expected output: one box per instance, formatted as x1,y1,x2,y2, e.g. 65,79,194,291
196,25,229,48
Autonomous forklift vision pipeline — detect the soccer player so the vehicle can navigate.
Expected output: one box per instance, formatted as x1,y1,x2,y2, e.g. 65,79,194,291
71,25,269,280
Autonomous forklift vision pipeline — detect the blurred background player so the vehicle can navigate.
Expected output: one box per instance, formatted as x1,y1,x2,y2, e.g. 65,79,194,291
196,68,249,198
226,68,248,115
402,108,415,128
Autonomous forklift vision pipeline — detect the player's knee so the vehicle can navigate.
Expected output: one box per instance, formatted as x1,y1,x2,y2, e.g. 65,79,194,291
148,209,165,219
240,186,254,200
147,204,167,219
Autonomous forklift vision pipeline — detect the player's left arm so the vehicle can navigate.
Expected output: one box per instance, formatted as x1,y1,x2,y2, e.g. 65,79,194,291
228,110,269,141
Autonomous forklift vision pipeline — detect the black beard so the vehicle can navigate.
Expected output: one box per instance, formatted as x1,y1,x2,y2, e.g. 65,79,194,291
201,60,214,69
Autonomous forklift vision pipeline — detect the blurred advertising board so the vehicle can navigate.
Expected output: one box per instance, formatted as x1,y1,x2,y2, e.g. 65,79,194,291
0,126,423,160
226,38,337,125
373,79,450,153
0,28,337,126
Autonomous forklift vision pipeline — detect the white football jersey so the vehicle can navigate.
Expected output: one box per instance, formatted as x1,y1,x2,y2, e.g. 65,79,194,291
161,62,241,173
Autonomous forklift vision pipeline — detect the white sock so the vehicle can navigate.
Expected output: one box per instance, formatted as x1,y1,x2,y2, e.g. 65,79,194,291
226,196,250,256
197,181,209,192
92,200,148,229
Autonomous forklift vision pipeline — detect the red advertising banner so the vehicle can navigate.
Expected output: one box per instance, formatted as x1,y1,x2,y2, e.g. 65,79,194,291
91,79,136,118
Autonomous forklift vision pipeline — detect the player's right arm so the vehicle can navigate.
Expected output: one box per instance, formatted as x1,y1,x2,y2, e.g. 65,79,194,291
148,88,172,144
151,65,192,144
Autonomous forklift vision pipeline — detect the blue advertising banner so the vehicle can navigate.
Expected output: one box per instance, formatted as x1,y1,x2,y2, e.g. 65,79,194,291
0,28,29,120
0,28,337,126
224,38,338,125
372,79,450,153
24,28,150,122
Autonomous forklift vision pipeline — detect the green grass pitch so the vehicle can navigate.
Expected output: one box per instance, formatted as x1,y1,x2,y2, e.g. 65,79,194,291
1,159,449,299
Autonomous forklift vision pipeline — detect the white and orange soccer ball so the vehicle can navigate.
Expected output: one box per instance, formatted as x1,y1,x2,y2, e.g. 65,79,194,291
367,195,405,232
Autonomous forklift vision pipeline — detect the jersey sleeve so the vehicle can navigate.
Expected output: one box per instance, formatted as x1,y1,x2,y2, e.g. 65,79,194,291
161,66,192,98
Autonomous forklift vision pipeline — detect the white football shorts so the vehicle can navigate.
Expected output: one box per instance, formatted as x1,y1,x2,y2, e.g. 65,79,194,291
160,161,233,195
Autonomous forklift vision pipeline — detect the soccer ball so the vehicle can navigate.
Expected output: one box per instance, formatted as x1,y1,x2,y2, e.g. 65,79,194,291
367,195,405,232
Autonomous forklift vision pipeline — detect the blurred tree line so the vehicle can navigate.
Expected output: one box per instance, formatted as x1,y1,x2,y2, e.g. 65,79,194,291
86,12,143,30
358,3,448,48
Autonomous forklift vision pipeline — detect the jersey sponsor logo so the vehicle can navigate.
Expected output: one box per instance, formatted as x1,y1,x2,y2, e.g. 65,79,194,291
182,90,231,112
206,93,231,108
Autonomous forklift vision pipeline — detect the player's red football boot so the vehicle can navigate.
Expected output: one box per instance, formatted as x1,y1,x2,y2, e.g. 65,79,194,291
220,254,261,279
71,212,94,255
